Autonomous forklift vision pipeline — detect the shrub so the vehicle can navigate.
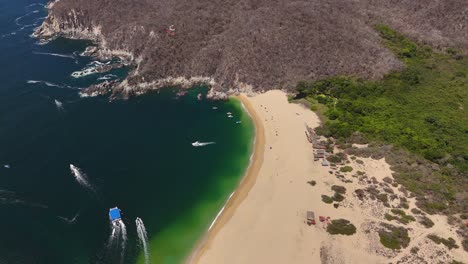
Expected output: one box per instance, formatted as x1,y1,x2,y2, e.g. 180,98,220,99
307,180,317,186
391,209,405,216
379,223,410,250
427,234,459,250
331,185,347,194
378,193,389,204
418,216,434,228
399,202,409,209
333,192,345,202
326,219,356,235
340,166,353,173
385,213,396,221
322,195,333,204
411,208,422,215
410,247,419,254
383,177,393,184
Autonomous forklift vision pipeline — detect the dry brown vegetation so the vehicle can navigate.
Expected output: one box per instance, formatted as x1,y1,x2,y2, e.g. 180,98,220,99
41,0,467,93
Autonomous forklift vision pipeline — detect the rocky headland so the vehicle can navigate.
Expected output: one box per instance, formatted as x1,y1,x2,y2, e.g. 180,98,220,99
34,0,468,98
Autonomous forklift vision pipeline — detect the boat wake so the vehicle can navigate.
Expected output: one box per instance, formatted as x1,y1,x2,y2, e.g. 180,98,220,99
54,99,64,112
58,210,80,224
14,10,40,26
97,74,118,81
136,217,150,264
0,189,47,209
113,219,127,264
33,52,77,62
27,80,80,90
69,164,96,194
192,141,216,147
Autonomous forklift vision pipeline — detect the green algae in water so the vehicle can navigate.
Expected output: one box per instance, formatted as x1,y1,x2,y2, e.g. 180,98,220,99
137,98,255,264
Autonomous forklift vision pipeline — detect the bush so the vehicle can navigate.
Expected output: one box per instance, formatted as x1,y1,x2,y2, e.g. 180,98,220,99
340,166,353,173
410,247,419,254
385,213,396,221
418,215,434,228
333,192,345,202
391,209,406,216
326,219,356,235
399,202,409,209
322,195,333,204
307,180,317,186
296,25,468,215
427,234,459,250
379,223,410,250
331,185,347,194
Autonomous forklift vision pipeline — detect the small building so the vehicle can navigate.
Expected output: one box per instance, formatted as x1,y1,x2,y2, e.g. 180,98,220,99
314,149,326,159
109,207,122,222
322,159,330,166
307,211,316,225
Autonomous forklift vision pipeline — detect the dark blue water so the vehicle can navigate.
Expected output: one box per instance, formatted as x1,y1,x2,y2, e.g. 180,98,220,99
0,1,254,263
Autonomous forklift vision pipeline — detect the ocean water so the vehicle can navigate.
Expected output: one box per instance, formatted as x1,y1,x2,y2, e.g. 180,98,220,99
0,1,254,264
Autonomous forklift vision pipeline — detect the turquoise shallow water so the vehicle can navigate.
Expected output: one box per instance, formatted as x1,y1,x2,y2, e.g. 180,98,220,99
0,1,254,263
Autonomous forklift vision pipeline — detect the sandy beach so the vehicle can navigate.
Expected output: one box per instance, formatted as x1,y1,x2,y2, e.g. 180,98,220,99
190,90,467,264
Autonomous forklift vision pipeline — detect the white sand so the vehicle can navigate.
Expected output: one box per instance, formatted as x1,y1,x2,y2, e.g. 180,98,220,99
191,90,467,264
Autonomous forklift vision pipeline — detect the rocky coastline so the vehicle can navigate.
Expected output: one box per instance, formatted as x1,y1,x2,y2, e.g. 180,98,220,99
34,0,467,99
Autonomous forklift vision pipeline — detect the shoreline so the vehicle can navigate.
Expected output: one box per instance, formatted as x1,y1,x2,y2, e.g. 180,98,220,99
187,94,265,264
191,90,466,264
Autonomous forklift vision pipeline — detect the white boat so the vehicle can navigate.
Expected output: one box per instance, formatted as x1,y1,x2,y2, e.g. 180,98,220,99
228,115,233,118
236,121,242,124
227,112,232,115
212,107,218,109
192,141,216,147
4,164,10,169
192,141,203,147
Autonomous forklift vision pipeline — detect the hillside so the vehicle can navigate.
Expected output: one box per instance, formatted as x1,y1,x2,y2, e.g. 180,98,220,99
35,0,467,97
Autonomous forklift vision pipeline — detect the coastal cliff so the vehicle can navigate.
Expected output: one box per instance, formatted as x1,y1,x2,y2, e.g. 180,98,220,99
34,0,468,98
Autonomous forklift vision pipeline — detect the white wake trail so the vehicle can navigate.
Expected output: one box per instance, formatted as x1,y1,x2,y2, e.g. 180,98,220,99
69,164,96,193
54,99,64,112
118,219,127,264
97,74,117,81
33,52,75,59
58,211,80,224
27,80,80,90
192,141,216,147
136,217,150,264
